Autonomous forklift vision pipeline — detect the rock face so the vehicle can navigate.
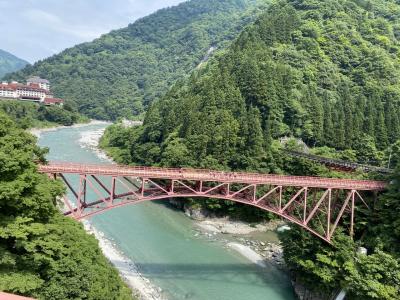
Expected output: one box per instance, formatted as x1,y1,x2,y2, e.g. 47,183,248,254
292,279,333,300
183,204,210,220
262,243,284,265
168,199,184,210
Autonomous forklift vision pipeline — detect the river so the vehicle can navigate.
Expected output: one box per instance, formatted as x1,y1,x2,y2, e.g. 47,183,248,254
38,123,295,300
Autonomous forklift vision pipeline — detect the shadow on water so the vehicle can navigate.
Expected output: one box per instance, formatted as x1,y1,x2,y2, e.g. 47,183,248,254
132,262,292,289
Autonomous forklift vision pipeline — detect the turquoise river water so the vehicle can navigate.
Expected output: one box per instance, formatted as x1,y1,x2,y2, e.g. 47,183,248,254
38,123,295,300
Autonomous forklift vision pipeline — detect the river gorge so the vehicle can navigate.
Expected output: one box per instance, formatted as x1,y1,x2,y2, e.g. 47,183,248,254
37,122,295,300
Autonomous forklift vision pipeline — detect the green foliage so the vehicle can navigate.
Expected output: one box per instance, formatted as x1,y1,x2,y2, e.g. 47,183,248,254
5,0,268,120
100,0,400,297
109,0,400,172
0,49,28,79
0,112,132,299
367,166,400,254
99,123,139,164
0,101,88,128
344,250,400,300
103,0,400,168
102,0,400,220
280,227,400,300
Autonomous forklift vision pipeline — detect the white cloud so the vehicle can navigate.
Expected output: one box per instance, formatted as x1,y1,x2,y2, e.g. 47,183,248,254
22,8,106,40
23,8,61,23
2,0,186,62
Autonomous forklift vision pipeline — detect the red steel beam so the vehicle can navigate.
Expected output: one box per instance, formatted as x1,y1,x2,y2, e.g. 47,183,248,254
39,162,389,243
38,162,387,191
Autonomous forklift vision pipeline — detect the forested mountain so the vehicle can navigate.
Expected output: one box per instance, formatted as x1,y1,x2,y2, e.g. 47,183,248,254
114,0,400,169
6,0,267,120
100,1,400,298
0,49,29,79
0,112,132,299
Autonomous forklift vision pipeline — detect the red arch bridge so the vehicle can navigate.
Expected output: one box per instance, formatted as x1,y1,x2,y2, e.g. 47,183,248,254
38,162,387,243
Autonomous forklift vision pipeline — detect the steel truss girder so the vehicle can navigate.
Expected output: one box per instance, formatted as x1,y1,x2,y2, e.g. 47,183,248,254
48,173,375,244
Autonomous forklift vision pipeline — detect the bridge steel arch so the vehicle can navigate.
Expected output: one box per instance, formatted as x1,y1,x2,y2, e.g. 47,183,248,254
39,162,387,243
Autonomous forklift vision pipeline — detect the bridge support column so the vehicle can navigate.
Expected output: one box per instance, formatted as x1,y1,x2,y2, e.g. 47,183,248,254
327,189,331,241
328,190,354,241
111,177,116,203
350,190,355,238
303,188,308,223
76,174,87,218
140,178,145,197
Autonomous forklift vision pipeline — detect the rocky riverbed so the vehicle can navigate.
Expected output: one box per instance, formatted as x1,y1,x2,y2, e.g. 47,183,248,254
192,217,287,267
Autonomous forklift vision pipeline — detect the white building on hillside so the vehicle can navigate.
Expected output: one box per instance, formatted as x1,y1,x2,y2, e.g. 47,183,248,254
1,81,50,102
0,83,18,98
27,76,50,91
0,77,63,105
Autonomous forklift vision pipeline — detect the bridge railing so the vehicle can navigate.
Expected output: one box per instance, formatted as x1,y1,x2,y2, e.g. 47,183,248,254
38,162,386,191
38,161,388,242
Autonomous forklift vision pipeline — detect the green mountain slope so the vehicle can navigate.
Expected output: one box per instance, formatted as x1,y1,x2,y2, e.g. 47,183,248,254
118,0,400,171
0,49,29,79
99,1,400,298
6,0,268,120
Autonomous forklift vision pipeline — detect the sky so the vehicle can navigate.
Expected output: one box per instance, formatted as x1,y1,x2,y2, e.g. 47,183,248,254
0,0,185,63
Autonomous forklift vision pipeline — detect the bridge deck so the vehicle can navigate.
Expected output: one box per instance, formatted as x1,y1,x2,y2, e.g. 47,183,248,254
39,162,386,191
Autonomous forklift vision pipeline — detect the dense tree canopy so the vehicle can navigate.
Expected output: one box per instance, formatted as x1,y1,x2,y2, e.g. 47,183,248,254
103,0,400,168
151,0,400,154
0,101,88,128
5,0,268,120
100,0,400,297
0,112,132,299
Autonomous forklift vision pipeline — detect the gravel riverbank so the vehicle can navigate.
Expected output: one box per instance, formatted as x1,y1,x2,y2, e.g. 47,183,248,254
194,218,286,267
83,221,165,300
29,120,111,138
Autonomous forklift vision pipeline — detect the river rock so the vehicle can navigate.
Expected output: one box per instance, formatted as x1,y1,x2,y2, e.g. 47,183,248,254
169,198,184,209
292,280,328,300
183,204,209,220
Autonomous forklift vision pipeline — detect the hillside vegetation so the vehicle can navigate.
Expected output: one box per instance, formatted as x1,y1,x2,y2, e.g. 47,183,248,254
6,0,268,120
101,0,400,298
0,112,132,299
0,49,28,79
0,101,88,128
122,0,400,170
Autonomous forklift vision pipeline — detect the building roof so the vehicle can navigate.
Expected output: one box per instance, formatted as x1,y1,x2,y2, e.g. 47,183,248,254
44,97,64,104
0,292,36,300
0,84,15,91
28,83,40,88
27,76,49,84
0,83,48,93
